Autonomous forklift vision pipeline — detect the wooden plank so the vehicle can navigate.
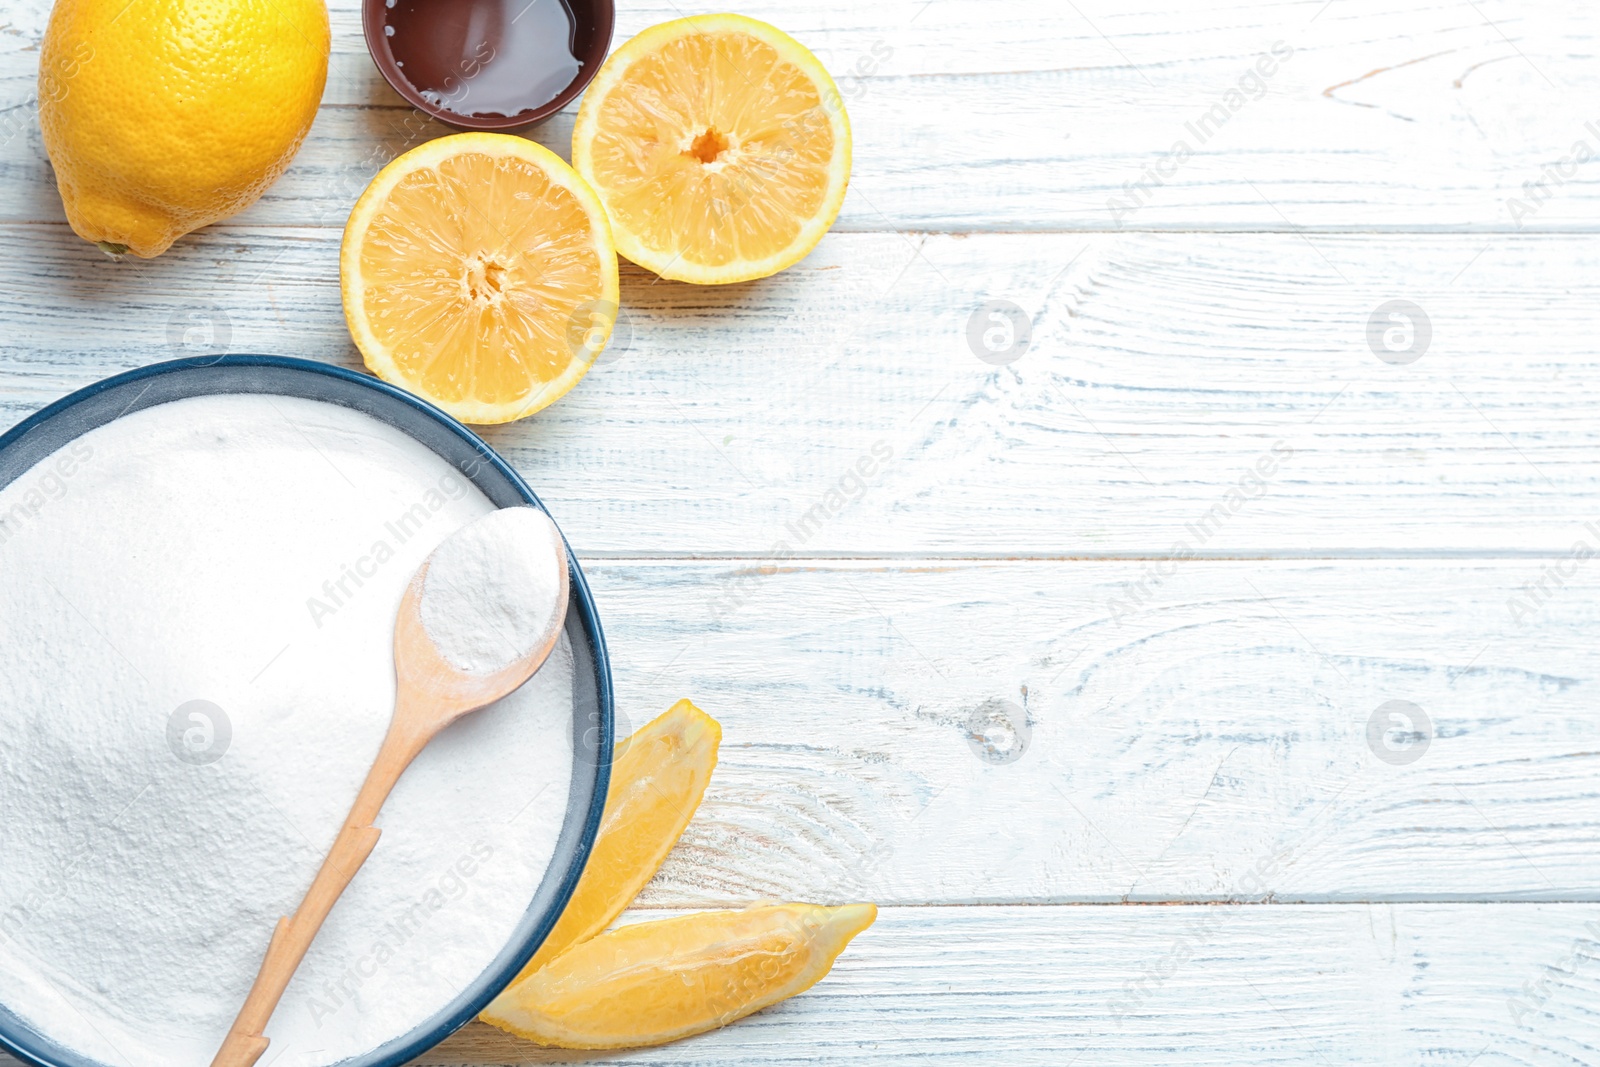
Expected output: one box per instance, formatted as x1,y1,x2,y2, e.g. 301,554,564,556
4,903,1594,1066
3,228,1599,555
4,1,1600,230
578,558,1600,904
6,902,1593,1067
409,903,1600,1065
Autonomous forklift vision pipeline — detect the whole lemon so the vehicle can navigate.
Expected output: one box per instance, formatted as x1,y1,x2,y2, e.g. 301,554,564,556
39,0,329,258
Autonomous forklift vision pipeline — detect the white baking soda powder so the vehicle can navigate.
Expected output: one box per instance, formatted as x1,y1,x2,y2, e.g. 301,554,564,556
422,507,566,675
0,394,575,1067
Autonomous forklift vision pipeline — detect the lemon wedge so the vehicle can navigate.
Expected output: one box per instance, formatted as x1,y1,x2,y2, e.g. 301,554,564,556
483,903,876,1049
513,699,720,983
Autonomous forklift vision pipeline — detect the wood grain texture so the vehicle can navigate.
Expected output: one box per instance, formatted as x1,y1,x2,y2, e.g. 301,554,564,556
407,903,1600,1066
583,559,1600,905
3,226,1597,555
0,0,1595,1063
5,902,1595,1066
4,1,1600,230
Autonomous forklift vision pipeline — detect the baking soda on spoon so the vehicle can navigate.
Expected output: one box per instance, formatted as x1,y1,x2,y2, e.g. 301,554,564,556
421,507,568,675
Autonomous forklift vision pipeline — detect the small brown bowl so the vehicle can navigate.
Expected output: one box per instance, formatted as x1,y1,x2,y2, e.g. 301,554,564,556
363,0,614,131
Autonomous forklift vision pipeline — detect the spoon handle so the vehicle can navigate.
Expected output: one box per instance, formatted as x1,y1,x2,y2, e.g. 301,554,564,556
210,726,426,1067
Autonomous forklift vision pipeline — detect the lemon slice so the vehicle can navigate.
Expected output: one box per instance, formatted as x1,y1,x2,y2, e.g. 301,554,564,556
341,133,619,424
571,14,851,285
482,903,877,1049
510,699,720,984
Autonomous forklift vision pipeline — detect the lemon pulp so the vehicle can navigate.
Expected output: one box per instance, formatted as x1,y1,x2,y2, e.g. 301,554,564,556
573,15,851,284
342,134,619,423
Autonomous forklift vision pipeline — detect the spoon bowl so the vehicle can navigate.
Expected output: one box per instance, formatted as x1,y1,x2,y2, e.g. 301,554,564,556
392,539,571,729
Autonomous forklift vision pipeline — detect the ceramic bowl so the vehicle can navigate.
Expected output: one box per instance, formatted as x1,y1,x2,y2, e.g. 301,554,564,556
362,0,614,130
0,354,612,1067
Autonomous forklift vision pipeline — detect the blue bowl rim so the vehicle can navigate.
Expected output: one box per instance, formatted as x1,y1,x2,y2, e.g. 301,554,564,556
0,354,613,1067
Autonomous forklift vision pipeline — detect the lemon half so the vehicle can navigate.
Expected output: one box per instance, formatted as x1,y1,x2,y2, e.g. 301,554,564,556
572,14,852,285
341,133,619,424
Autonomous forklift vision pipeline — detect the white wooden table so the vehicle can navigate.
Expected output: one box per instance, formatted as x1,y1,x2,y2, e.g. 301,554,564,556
5,0,1600,1063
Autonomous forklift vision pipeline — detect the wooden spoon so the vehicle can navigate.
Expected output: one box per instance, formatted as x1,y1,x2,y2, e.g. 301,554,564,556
210,512,570,1067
